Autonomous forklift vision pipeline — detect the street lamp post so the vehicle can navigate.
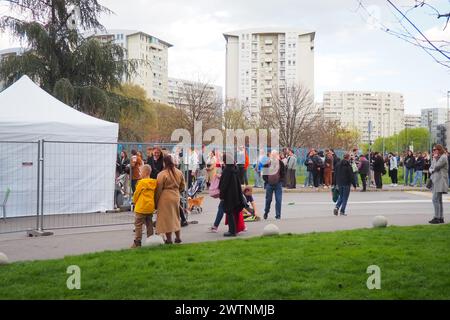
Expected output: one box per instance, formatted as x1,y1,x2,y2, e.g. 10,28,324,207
428,110,433,154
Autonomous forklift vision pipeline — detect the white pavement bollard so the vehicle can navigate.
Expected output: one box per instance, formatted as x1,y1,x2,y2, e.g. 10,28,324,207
0,252,9,265
372,216,388,228
263,224,280,236
143,235,165,247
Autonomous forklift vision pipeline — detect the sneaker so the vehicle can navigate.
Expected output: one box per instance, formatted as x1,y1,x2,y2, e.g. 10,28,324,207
275,216,281,220
263,212,268,220
333,208,338,216
340,212,347,216
209,226,218,233
223,232,237,237
439,218,445,224
429,218,440,224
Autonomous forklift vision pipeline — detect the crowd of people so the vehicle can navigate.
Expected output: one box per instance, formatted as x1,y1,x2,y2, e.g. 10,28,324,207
117,143,449,246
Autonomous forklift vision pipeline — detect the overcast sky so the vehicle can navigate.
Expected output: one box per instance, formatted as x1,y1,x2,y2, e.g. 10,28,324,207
1,0,449,114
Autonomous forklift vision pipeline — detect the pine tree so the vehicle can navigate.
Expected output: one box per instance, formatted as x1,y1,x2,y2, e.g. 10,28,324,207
0,0,137,121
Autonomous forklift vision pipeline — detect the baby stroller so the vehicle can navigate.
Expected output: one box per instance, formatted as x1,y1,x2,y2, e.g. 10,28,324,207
181,175,206,215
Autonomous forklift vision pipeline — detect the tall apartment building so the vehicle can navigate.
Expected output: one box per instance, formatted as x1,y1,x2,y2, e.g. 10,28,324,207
89,29,172,103
322,91,405,143
224,28,315,117
421,108,449,143
404,114,422,129
168,77,223,111
0,47,24,91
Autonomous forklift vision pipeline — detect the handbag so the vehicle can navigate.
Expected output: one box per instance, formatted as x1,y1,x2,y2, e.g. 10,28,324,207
209,175,221,198
332,186,340,203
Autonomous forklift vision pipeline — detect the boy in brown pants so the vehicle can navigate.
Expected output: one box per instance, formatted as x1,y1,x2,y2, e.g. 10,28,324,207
131,165,157,248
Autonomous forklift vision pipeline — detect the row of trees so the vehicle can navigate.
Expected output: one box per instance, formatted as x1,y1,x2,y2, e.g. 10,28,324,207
0,0,360,149
360,128,431,154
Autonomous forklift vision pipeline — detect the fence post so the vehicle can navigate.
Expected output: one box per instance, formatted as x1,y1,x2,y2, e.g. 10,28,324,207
36,140,41,231
27,139,53,237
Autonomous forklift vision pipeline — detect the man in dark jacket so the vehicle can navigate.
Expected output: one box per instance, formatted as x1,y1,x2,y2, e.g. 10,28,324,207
262,150,285,220
311,150,323,188
219,153,245,237
413,152,425,187
358,154,370,191
404,150,415,186
373,152,385,189
333,153,354,216
331,149,340,186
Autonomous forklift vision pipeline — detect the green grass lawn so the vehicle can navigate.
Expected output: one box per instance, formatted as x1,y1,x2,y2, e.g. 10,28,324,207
1,224,449,299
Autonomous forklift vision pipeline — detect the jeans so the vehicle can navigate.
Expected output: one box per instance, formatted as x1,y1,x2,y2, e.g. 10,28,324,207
405,167,414,185
353,173,359,187
360,173,367,191
264,182,283,218
432,192,444,219
312,170,320,187
374,171,383,189
304,171,313,187
254,169,264,188
390,169,398,184
413,170,423,187
213,200,225,227
335,185,351,214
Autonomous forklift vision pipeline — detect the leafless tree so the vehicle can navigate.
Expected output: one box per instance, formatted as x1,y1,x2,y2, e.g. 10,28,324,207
171,79,223,136
260,83,321,148
310,119,361,150
223,99,259,130
355,0,450,68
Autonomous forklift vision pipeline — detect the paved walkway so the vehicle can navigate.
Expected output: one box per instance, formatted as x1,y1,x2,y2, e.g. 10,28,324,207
0,191,448,262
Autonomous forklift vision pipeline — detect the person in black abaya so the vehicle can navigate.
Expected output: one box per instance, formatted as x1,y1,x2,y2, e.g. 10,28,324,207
219,153,246,237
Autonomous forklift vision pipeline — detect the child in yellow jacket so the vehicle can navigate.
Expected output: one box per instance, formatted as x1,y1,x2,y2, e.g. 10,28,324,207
131,165,157,248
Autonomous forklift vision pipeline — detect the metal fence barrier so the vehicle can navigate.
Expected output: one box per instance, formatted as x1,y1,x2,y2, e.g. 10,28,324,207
0,141,40,234
0,140,344,235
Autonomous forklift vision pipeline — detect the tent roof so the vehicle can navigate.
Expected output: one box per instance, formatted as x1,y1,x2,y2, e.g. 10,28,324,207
0,75,118,142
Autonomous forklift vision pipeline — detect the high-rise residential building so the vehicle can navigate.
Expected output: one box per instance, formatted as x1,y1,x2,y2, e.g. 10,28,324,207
224,28,315,117
321,91,405,143
404,114,422,129
89,29,172,103
421,108,449,143
168,77,223,115
0,47,24,91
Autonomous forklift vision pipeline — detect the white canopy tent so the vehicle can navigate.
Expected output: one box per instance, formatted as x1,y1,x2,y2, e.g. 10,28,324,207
0,75,118,217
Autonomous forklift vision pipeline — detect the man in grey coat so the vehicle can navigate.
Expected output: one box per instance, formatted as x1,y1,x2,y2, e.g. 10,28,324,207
429,144,449,224
286,149,297,189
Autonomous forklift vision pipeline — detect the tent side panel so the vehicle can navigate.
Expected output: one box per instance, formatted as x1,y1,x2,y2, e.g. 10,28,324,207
43,142,116,216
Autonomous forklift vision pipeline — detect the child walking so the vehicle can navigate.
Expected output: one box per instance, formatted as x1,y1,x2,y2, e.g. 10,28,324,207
131,165,157,248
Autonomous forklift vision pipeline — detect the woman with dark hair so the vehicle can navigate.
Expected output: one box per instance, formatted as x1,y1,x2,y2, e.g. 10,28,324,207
155,155,186,243
117,151,130,175
219,153,246,237
429,144,448,224
148,146,164,179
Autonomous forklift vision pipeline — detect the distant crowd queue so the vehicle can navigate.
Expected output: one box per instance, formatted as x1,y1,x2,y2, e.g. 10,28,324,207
116,143,450,246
